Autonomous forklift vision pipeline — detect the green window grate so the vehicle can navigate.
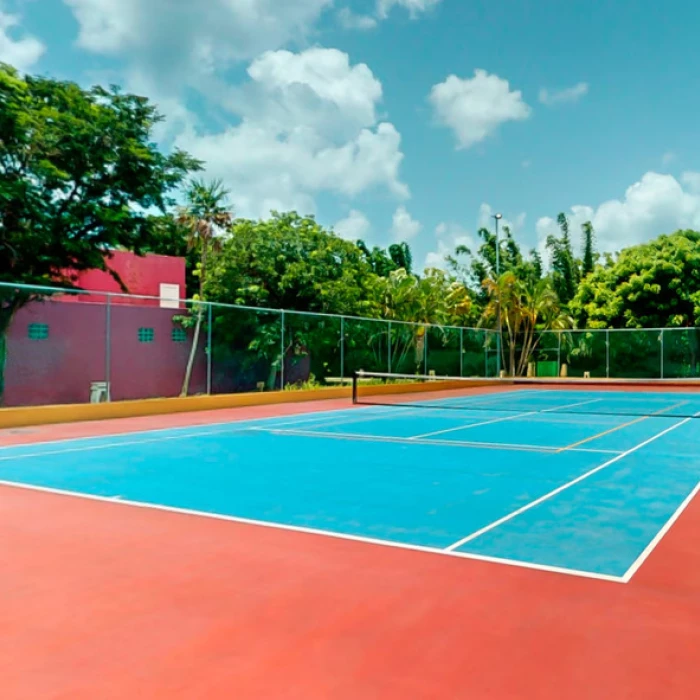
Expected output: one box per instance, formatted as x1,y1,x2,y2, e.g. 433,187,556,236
138,327,155,343
28,323,49,340
171,327,187,342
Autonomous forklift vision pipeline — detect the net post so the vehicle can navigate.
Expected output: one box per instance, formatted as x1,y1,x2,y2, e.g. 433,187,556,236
460,327,464,377
660,329,664,379
606,329,610,378
557,331,561,376
424,326,428,374
352,371,358,404
340,316,345,385
280,310,285,390
387,320,392,373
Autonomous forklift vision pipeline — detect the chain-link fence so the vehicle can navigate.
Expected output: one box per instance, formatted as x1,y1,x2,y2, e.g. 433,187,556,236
1,282,698,407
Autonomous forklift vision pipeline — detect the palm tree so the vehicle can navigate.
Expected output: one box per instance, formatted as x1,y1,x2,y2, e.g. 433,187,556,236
177,179,233,396
481,273,571,376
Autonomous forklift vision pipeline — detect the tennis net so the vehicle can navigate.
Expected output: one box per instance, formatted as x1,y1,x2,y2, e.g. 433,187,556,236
352,370,700,419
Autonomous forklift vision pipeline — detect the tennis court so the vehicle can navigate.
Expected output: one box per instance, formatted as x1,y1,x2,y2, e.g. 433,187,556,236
2,375,700,698
2,375,699,581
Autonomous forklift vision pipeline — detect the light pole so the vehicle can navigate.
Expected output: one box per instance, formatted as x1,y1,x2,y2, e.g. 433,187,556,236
492,213,503,377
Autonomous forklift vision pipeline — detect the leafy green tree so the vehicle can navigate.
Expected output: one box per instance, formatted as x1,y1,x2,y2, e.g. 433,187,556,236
357,240,414,277
0,63,199,402
388,242,413,274
176,179,233,396
546,213,580,305
570,230,700,329
581,221,596,276
480,273,571,376
447,225,542,305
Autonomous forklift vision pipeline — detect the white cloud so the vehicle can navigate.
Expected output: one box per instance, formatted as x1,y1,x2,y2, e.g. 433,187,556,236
424,222,475,271
64,0,332,84
535,172,700,259
338,7,377,30
240,48,382,138
538,82,589,106
391,206,422,241
429,70,531,149
334,210,371,241
682,171,700,194
174,48,408,219
0,9,45,72
377,0,442,19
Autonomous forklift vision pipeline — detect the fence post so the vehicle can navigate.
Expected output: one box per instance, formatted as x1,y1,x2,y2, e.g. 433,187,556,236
387,320,392,373
606,329,610,378
206,303,213,395
660,329,664,379
557,331,561,375
460,327,464,377
340,316,345,384
280,310,285,390
105,294,112,402
424,326,428,375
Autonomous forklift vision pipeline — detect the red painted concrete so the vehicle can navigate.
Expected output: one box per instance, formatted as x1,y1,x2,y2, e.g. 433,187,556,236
0,478,698,699
5,300,207,406
61,250,186,306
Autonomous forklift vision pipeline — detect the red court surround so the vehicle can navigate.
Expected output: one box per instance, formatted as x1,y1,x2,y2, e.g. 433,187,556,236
1,402,699,699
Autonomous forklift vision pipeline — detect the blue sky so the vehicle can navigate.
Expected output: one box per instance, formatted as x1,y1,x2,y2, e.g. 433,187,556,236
3,0,700,270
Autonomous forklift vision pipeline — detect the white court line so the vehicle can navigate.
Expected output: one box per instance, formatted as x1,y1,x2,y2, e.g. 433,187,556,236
409,398,604,440
0,477,625,584
621,479,700,582
0,403,391,454
251,427,621,455
445,413,696,552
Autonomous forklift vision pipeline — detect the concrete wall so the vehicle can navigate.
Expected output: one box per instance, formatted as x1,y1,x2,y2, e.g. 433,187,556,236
5,300,207,406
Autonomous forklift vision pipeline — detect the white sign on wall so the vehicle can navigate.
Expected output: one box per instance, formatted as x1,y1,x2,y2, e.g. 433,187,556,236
159,283,180,309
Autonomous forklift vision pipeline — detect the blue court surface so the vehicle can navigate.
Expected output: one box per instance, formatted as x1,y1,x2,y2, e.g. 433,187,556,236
1,387,699,582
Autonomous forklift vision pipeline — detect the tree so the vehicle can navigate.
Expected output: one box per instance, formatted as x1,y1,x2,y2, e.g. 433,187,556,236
176,180,233,396
546,213,580,306
357,240,413,277
388,242,413,274
480,273,571,376
204,213,379,387
581,221,596,276
447,225,542,308
0,63,199,402
570,230,700,329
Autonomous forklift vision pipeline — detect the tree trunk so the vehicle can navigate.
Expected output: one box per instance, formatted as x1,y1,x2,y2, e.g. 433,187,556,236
180,305,203,397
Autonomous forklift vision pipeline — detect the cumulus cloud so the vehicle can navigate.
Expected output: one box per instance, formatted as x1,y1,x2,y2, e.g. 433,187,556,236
424,221,476,271
535,171,700,258
0,9,45,72
377,0,442,19
64,0,332,83
337,7,377,30
334,210,371,241
429,70,531,149
174,48,408,218
538,82,588,106
391,206,422,241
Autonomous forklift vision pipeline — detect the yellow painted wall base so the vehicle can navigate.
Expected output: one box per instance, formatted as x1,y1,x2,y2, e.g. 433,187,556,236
0,387,352,430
